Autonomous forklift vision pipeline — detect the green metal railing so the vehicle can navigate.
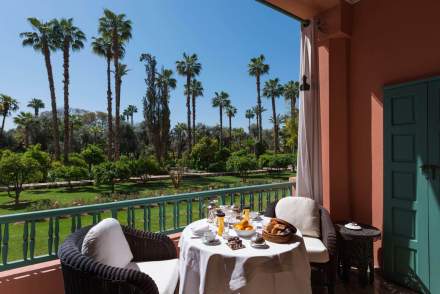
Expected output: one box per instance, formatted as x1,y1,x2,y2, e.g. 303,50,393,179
0,182,292,271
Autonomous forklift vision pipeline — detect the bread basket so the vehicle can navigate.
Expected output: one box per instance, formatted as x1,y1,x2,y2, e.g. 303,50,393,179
262,218,297,244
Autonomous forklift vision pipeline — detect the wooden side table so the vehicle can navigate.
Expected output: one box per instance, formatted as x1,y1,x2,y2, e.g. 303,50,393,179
335,223,381,286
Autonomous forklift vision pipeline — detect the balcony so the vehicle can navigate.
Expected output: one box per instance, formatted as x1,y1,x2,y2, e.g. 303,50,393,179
0,182,292,294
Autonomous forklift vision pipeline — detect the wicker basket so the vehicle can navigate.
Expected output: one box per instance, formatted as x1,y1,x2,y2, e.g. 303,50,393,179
262,218,297,244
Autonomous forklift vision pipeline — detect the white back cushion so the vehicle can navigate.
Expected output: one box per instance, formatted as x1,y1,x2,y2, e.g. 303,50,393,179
81,218,133,268
275,197,321,238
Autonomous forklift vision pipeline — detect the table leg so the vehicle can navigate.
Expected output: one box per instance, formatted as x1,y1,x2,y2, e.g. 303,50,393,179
369,261,375,283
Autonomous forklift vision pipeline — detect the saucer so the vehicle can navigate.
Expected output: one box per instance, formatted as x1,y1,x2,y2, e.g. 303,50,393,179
251,242,269,249
203,238,221,246
345,222,362,230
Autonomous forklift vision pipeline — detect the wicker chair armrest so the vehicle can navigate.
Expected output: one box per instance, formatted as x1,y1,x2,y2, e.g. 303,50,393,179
122,226,177,262
59,234,159,294
320,207,337,258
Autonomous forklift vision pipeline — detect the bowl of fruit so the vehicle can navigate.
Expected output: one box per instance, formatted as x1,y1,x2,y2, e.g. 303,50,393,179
233,219,255,238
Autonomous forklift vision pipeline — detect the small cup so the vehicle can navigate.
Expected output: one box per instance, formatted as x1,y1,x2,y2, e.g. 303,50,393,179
203,231,216,242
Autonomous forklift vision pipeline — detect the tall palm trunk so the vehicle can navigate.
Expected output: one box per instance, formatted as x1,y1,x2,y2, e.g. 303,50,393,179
271,96,278,153
186,75,192,151
290,96,296,120
192,93,196,146
43,43,60,160
106,55,113,160
248,118,251,136
1,112,7,137
34,108,39,117
62,40,70,163
70,122,73,150
256,75,262,142
219,107,223,148
112,30,121,160
130,114,134,126
228,115,232,148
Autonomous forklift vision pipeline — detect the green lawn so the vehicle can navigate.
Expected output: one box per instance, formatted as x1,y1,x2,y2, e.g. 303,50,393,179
0,172,294,265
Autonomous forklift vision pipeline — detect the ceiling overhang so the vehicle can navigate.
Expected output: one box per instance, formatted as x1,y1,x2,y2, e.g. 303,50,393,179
258,0,356,20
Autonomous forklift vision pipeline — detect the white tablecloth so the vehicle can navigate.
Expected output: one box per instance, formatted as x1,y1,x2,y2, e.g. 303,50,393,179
178,219,311,294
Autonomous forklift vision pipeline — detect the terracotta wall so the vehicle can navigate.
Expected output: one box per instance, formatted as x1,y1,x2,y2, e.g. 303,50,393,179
317,0,440,264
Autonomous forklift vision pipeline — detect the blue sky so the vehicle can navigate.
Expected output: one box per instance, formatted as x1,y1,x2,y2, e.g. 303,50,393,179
0,0,300,130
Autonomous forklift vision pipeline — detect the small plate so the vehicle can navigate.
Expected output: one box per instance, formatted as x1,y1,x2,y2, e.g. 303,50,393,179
203,239,221,246
251,242,269,249
345,222,362,230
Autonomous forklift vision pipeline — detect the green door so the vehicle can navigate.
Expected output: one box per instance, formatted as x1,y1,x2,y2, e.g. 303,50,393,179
384,82,430,292
428,79,440,293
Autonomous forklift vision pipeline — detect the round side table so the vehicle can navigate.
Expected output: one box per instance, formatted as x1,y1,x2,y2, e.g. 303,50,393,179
335,223,381,286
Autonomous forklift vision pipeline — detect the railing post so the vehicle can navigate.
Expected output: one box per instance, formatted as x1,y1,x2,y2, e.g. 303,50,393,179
23,221,28,261
54,217,60,255
48,217,54,256
2,223,8,265
30,221,35,260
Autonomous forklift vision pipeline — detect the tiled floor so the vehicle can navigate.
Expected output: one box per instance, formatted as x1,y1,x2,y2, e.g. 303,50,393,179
314,272,418,294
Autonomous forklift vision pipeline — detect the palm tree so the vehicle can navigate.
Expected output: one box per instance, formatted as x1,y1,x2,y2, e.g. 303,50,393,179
284,80,300,120
69,114,82,152
248,54,269,142
20,18,61,159
185,79,203,145
212,91,230,148
263,78,284,153
0,94,19,137
176,53,202,151
226,105,237,147
91,36,114,160
114,63,130,154
245,109,255,135
14,112,34,147
156,68,177,161
125,105,138,126
53,18,86,163
99,9,132,160
173,122,187,158
27,98,45,117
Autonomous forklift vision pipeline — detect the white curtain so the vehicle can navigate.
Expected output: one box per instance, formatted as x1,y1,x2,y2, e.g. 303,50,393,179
296,21,323,204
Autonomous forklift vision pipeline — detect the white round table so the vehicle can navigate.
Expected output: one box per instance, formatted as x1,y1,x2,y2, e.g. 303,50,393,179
178,219,312,294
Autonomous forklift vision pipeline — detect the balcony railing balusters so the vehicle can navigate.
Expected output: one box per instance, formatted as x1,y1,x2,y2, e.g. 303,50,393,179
23,221,28,261
48,217,53,256
30,221,35,260
258,191,263,212
54,217,60,255
2,223,8,265
173,201,178,230
0,182,293,271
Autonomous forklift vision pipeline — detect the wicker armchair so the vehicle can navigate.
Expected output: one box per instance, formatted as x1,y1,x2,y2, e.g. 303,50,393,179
58,225,178,294
265,202,337,294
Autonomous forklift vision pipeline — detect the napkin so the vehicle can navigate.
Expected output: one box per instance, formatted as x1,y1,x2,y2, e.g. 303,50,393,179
191,223,210,235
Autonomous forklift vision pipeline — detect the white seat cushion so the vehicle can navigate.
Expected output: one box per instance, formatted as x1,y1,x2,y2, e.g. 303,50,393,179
126,258,179,294
275,197,321,237
81,218,133,268
303,237,329,263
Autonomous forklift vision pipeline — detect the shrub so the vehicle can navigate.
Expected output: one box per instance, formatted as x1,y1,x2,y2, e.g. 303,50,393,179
49,165,88,189
188,137,218,171
81,144,106,174
67,153,88,168
259,153,294,171
0,150,42,205
130,155,160,183
93,160,131,193
226,154,257,181
24,144,51,181
254,141,267,157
